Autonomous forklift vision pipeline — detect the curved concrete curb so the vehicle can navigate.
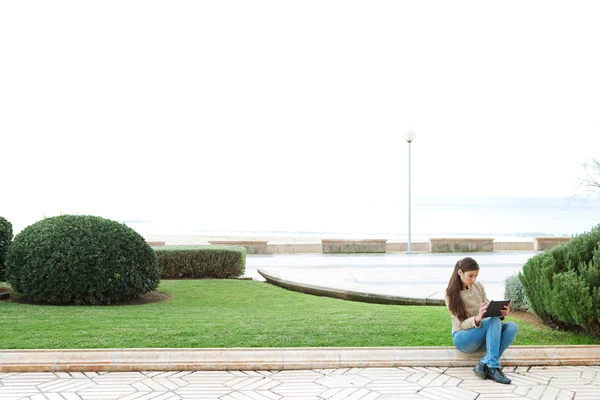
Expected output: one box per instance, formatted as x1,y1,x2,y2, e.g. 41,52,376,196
257,268,445,306
1,346,599,372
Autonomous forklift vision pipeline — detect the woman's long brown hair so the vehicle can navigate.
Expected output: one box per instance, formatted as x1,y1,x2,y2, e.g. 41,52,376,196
446,257,480,321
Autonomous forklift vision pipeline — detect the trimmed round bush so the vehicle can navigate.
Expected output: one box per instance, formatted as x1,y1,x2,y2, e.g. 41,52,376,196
0,216,13,282
6,215,160,304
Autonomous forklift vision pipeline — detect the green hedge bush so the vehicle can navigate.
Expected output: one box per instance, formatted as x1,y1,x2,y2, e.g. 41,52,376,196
0,216,13,282
6,215,160,304
504,274,530,312
155,246,246,279
520,224,600,334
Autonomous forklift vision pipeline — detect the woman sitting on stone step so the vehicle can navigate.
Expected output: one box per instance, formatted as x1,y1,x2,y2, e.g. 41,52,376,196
444,257,518,384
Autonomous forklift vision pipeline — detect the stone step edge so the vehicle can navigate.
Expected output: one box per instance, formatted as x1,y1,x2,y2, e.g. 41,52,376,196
257,268,445,306
1,346,599,372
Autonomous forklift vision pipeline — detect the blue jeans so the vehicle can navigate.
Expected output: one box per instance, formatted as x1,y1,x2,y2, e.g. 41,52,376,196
452,317,518,368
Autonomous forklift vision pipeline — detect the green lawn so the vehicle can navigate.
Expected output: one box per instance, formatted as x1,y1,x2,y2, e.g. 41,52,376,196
0,279,597,349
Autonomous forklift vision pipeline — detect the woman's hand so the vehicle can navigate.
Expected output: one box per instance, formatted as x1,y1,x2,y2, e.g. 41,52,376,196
474,301,489,326
500,301,511,317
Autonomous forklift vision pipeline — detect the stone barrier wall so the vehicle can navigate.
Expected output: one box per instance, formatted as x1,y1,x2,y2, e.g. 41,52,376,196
208,240,268,254
533,236,572,251
493,242,535,251
386,242,430,252
321,239,387,253
267,244,322,254
164,239,550,254
430,238,494,253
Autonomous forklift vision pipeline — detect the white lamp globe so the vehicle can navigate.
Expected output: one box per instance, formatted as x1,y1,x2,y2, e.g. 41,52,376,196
405,131,416,143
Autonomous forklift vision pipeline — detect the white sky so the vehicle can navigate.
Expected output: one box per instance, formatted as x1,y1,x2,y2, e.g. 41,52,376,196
1,1,599,229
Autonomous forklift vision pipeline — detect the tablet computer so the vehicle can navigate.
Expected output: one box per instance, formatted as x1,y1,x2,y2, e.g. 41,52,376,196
483,300,511,318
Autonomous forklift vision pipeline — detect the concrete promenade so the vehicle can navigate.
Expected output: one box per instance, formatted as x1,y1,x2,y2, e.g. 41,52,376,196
245,251,537,301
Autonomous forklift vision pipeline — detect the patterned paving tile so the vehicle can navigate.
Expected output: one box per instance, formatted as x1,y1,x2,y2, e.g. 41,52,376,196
270,371,325,382
38,379,96,392
318,387,373,399
222,392,280,400
61,394,85,400
173,383,232,398
506,372,550,386
225,377,280,391
315,374,371,388
555,389,576,400
356,368,413,380
406,374,441,386
314,369,352,376
539,385,565,400
77,384,138,399
120,393,181,400
242,371,273,378
424,367,448,374
1,366,599,399
457,379,515,394
270,382,327,397
428,374,462,387
418,386,479,400
365,381,422,394
0,386,39,400
550,378,596,387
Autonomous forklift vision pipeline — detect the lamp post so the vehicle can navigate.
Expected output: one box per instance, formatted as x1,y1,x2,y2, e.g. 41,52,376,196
404,131,416,253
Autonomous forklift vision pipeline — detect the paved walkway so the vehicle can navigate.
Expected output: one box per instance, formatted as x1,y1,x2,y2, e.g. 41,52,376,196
2,366,599,399
245,252,537,301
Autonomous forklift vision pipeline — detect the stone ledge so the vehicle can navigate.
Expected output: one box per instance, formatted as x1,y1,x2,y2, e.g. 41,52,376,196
266,243,322,254
147,238,541,253
430,238,494,253
260,241,535,253
494,241,535,251
146,241,166,247
1,346,598,372
534,237,572,251
208,241,268,254
322,239,387,253
386,242,430,252
258,268,444,306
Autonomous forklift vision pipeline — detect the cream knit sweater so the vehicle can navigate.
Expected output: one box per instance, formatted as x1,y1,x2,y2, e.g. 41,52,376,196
444,281,489,333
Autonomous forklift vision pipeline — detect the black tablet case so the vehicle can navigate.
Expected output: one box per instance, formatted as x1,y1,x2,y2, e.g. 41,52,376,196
483,300,510,318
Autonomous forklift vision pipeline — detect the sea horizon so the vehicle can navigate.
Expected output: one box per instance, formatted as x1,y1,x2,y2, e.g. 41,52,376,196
6,195,600,241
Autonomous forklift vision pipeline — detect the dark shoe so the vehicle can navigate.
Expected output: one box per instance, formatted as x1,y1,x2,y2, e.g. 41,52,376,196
473,362,488,379
486,367,511,384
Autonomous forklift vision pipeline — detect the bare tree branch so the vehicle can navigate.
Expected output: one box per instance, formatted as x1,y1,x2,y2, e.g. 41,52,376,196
580,158,600,192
